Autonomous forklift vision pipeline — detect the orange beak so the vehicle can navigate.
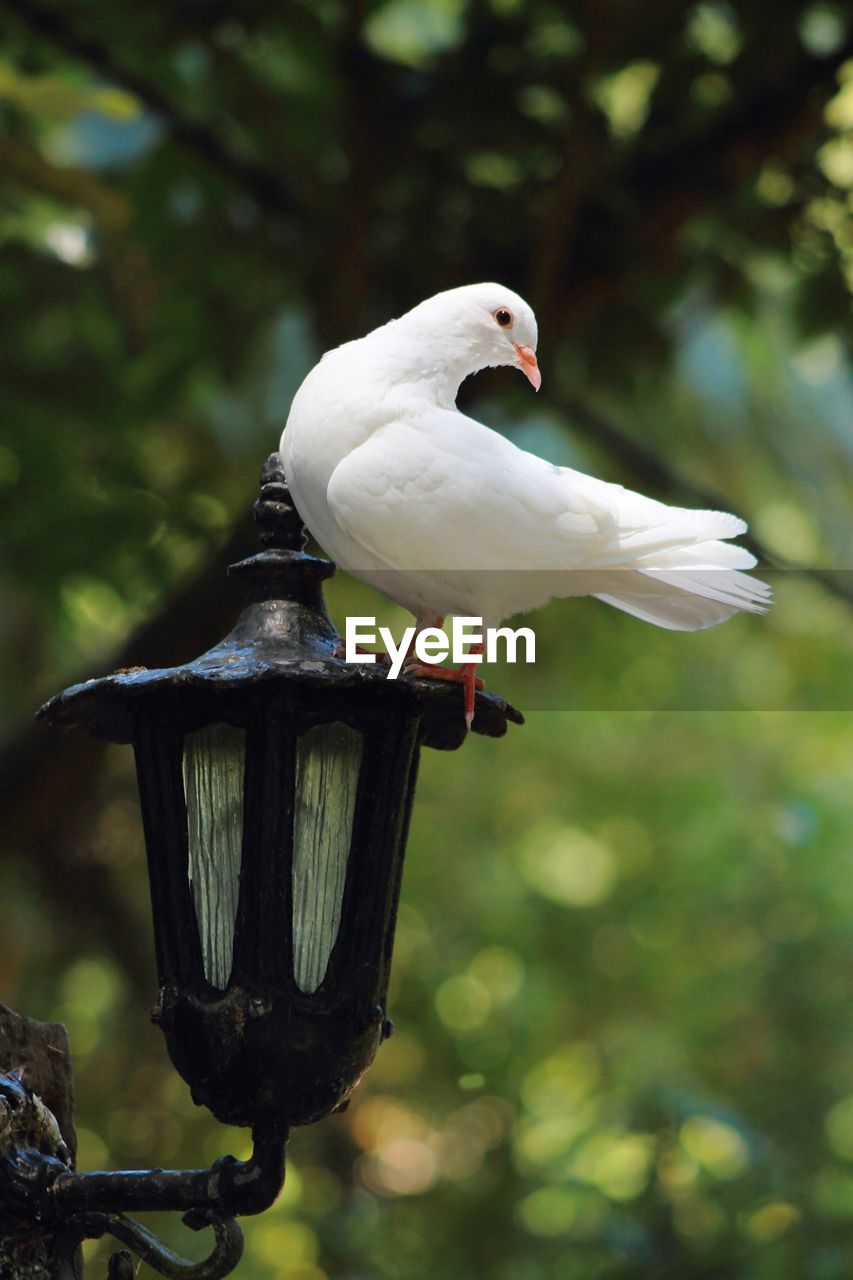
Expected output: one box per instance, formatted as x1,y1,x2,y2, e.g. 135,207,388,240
513,343,541,391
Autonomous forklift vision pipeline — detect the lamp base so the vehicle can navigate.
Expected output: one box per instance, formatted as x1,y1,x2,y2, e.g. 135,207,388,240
154,982,386,1127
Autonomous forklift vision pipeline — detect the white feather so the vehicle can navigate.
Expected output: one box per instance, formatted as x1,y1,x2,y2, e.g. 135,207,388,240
281,283,770,632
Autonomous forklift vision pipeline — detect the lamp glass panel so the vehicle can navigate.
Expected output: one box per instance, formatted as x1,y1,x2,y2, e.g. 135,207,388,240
182,723,246,989
292,722,363,993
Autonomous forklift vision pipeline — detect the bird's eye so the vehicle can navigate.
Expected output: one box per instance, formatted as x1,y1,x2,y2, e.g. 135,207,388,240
495,309,513,328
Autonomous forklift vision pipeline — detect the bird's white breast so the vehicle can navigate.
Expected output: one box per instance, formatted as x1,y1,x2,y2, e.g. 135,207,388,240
281,340,410,576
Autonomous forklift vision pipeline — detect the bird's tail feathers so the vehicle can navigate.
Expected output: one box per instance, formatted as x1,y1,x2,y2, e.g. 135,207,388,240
637,540,758,571
580,502,752,567
619,506,746,547
593,564,772,632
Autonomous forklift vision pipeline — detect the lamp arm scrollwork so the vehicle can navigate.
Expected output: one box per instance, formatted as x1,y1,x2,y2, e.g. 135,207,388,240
52,1208,244,1280
1,1070,288,1279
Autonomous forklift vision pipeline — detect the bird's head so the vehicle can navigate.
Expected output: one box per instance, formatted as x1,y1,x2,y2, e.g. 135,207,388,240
402,283,541,391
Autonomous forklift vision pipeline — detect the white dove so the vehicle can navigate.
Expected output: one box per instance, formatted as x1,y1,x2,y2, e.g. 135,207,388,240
281,283,770,728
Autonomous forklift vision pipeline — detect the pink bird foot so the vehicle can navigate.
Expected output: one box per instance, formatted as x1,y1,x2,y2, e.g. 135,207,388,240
404,642,485,731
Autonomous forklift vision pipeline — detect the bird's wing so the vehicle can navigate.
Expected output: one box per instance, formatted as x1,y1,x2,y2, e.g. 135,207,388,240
327,408,759,576
325,411,605,573
563,469,756,568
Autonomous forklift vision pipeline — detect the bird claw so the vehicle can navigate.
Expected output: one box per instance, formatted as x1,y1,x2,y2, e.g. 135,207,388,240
402,659,484,734
401,661,485,691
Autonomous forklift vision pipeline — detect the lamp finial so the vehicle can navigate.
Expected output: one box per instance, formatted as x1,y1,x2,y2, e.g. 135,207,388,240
254,453,307,552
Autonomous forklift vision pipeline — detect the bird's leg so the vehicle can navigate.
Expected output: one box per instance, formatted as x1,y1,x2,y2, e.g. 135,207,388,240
403,621,485,731
401,614,449,675
400,613,445,665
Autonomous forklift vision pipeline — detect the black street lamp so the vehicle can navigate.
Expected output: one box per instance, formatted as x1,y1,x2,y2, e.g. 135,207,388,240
2,453,521,1277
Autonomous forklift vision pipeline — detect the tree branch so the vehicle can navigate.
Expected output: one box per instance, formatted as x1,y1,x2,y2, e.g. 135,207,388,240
0,0,296,221
533,35,853,331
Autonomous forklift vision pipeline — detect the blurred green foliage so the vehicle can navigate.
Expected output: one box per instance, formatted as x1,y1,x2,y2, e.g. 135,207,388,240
0,0,851,1277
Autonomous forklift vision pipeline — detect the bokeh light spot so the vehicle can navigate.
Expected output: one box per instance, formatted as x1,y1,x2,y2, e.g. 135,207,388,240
521,1044,600,1118
249,1221,319,1272
572,1132,654,1201
826,1095,853,1158
680,1116,749,1179
744,1200,800,1242
517,1186,578,1236
468,945,524,1004
520,823,616,907
435,973,492,1031
363,0,465,68
590,62,660,138
686,2,742,63
61,958,124,1016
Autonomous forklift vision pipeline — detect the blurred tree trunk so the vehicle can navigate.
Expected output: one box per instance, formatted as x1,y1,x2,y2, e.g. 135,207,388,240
0,1005,79,1279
